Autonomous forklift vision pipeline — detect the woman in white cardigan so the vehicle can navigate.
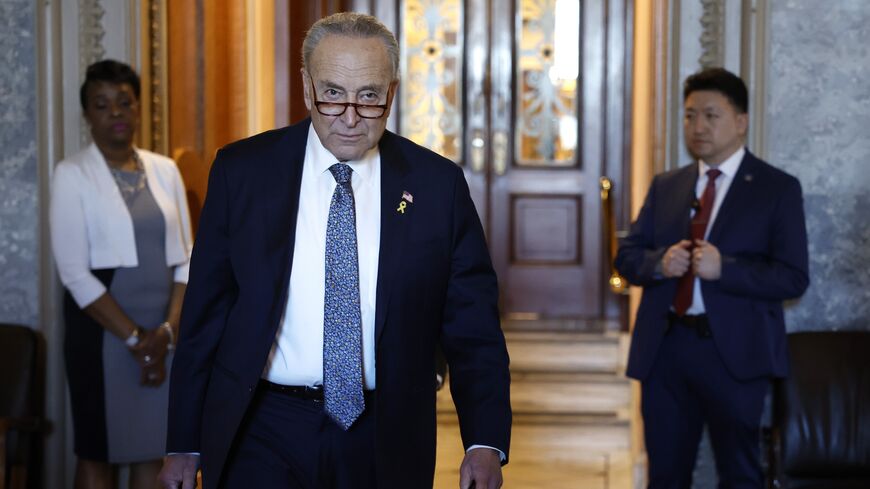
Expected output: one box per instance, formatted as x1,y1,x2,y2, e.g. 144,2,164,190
50,60,192,489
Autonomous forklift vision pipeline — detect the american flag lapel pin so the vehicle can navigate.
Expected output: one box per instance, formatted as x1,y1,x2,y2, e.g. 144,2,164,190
397,190,413,214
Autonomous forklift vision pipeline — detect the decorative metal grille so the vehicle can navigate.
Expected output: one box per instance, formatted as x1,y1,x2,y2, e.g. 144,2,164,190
516,0,579,166
401,0,463,162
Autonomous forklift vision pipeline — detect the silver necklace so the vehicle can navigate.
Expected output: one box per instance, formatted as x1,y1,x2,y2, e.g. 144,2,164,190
110,152,147,202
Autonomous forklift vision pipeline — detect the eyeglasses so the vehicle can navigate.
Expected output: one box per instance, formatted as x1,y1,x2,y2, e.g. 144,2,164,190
308,75,389,119
314,100,388,119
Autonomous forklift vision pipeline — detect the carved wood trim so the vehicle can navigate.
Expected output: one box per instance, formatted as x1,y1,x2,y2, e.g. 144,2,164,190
78,0,105,146
699,0,725,68
78,0,105,77
146,0,169,154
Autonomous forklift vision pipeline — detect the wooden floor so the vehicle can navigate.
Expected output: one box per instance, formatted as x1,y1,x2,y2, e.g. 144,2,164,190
433,331,642,489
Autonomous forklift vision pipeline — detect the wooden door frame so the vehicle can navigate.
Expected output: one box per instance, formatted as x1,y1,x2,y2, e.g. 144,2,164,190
277,0,355,126
490,0,633,328
602,0,634,331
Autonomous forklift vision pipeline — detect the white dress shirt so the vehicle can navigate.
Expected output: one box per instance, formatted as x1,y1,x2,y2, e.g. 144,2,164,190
263,125,381,390
686,146,744,315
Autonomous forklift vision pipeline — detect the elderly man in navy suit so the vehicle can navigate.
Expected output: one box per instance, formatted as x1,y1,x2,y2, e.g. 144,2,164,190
158,12,510,489
616,68,809,488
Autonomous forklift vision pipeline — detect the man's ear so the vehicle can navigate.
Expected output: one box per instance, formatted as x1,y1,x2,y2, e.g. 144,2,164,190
301,69,312,111
384,79,400,117
736,111,748,137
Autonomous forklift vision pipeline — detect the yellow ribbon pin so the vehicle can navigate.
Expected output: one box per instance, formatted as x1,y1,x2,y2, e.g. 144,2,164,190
397,201,407,214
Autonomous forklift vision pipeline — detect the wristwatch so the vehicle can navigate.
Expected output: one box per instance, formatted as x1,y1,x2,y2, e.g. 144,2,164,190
125,327,141,348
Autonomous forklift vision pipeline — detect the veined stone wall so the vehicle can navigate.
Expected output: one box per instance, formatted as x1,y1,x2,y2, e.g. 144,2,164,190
0,0,39,327
768,0,870,332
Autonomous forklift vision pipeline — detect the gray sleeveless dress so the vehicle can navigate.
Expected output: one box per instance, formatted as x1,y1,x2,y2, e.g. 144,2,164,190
102,169,174,463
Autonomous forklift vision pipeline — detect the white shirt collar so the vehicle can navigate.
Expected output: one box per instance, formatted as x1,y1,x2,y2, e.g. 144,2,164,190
305,123,378,183
699,146,744,180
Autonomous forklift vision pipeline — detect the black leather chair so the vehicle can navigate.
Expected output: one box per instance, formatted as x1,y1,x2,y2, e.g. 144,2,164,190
0,324,46,489
768,331,870,488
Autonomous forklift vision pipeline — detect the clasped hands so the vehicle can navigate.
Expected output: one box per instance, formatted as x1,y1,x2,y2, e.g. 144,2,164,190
129,326,172,387
662,239,721,280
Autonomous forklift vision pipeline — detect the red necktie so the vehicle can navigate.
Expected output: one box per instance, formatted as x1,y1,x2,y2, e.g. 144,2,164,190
673,168,722,316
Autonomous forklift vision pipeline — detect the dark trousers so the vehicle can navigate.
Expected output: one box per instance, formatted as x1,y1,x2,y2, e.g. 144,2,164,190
219,385,377,489
641,323,769,489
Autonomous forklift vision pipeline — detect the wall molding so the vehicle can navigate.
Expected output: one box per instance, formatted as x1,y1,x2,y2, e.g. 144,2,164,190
78,0,106,72
749,0,769,159
78,0,106,147
146,0,169,154
666,0,682,170
699,0,725,68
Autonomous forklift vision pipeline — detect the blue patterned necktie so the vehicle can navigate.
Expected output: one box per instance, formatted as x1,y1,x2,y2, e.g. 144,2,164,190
323,162,365,430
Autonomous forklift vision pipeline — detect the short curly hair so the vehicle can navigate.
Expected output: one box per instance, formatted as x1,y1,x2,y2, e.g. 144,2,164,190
79,59,141,111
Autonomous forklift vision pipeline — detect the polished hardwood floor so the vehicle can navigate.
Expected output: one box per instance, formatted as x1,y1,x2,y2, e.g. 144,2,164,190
433,331,642,488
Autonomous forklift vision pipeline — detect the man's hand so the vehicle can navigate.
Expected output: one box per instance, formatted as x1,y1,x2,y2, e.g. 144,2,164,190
662,240,693,278
459,448,502,489
158,453,200,489
693,240,721,280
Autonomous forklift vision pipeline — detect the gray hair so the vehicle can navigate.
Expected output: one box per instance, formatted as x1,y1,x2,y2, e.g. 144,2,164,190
302,12,400,80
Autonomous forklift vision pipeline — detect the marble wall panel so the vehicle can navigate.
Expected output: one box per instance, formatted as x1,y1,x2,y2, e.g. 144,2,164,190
0,0,39,327
768,0,870,332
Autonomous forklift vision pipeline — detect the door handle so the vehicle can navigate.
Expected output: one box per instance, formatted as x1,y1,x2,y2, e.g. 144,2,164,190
600,177,628,294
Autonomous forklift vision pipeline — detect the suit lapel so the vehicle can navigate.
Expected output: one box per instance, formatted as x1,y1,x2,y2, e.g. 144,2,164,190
263,123,308,302
669,164,700,239
707,151,756,243
374,132,411,344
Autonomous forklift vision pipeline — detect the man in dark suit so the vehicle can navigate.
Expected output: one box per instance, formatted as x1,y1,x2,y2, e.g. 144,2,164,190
615,68,809,488
158,13,510,489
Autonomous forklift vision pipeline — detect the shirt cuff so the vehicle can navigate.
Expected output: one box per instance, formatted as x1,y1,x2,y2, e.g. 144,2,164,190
467,444,506,462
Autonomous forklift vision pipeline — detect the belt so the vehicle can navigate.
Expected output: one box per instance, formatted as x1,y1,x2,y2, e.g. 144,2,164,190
259,380,376,402
667,312,712,338
259,380,324,401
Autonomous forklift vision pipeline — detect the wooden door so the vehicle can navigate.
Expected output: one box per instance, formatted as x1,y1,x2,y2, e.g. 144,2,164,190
378,0,630,326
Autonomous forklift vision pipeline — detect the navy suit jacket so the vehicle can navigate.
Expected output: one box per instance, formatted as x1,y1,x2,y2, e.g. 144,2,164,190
166,120,511,489
615,150,809,382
